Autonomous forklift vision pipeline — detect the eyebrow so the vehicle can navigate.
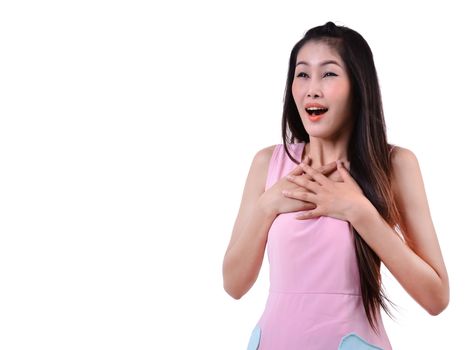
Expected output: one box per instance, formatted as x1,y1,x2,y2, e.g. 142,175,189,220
296,60,341,68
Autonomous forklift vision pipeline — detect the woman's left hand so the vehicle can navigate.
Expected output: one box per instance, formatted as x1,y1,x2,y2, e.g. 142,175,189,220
282,160,367,221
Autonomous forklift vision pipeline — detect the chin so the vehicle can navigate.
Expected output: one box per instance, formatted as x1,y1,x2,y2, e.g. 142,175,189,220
305,127,333,139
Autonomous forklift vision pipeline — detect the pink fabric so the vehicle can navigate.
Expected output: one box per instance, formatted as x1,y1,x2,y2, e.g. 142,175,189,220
253,142,392,349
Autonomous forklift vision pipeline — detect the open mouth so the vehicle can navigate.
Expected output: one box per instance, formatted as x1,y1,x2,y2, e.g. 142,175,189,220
305,107,328,116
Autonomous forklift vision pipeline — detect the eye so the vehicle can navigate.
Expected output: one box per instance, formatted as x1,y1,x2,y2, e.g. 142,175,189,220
296,72,308,78
323,72,337,78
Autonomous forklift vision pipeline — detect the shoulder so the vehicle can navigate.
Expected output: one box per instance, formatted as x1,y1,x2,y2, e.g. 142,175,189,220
390,145,419,173
389,145,424,200
390,145,419,171
253,142,302,163
252,144,278,169
247,144,278,191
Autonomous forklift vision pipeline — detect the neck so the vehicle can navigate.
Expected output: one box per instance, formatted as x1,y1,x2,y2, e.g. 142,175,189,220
303,137,350,168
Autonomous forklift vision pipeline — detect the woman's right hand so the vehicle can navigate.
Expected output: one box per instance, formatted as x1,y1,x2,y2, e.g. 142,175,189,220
259,156,339,217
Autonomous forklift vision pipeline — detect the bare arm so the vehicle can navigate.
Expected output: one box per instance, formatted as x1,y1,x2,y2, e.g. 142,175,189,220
348,146,450,315
222,146,276,299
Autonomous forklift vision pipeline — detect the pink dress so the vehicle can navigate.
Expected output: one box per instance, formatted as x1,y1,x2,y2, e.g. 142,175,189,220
247,142,392,350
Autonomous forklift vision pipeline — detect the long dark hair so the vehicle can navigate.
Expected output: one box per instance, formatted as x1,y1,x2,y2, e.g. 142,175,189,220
281,21,407,332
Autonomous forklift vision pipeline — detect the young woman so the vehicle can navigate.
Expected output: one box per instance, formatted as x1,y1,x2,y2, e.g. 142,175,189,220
222,22,449,350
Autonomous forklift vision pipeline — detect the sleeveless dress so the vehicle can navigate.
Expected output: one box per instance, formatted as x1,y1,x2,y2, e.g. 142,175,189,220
246,142,393,350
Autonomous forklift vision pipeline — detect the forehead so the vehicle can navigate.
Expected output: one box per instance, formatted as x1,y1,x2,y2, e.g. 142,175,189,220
296,41,343,66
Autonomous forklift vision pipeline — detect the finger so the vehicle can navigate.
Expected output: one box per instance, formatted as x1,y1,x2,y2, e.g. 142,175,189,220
300,157,317,182
293,158,336,176
317,161,338,176
290,158,336,183
299,162,333,186
282,189,318,203
286,171,321,192
333,172,344,182
289,154,311,176
337,160,355,183
301,157,326,182
294,172,315,183
295,207,323,220
321,161,344,182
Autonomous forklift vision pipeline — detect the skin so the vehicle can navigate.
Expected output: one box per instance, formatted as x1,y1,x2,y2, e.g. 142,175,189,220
282,41,450,315
222,152,340,299
285,40,358,217
291,40,354,170
223,41,449,315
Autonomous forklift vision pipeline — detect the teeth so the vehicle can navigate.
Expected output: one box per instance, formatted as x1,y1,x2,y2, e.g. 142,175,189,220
306,107,328,115
305,107,328,115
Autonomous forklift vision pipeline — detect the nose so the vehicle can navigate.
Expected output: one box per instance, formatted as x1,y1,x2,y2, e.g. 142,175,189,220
307,81,322,98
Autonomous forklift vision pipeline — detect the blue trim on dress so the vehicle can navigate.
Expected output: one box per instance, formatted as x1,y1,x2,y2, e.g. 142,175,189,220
246,325,261,350
338,333,384,350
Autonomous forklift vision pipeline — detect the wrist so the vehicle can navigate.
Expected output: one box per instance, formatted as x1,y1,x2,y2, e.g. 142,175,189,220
256,197,277,220
346,195,375,225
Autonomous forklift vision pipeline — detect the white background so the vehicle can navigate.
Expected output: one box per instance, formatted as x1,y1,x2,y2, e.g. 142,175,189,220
0,1,473,349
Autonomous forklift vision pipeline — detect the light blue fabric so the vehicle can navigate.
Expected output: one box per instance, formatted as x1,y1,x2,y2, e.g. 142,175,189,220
246,325,261,350
338,333,384,350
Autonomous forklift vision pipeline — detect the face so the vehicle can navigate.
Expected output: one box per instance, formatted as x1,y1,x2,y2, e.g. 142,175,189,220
292,40,354,140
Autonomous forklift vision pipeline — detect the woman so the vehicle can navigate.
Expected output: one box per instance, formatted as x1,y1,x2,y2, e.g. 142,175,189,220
222,21,449,350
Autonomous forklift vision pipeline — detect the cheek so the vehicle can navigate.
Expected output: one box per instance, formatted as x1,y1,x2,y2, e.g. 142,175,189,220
292,79,307,94
329,85,351,107
291,81,299,97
